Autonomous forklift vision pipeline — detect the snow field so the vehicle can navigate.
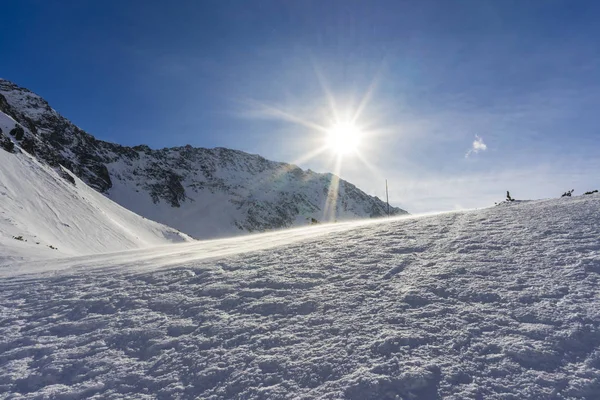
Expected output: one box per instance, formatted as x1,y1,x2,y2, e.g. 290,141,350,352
0,113,192,265
1,195,600,398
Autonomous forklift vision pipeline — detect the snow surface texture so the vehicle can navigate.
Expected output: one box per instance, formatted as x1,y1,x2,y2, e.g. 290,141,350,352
0,79,407,240
0,111,192,264
2,195,600,399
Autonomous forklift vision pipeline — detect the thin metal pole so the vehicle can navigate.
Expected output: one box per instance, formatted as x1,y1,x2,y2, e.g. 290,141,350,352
386,179,390,216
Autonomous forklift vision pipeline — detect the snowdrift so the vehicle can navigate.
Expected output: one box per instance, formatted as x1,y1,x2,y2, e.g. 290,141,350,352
1,194,600,398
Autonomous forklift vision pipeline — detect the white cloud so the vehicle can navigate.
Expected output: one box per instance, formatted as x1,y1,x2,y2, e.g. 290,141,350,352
465,135,487,158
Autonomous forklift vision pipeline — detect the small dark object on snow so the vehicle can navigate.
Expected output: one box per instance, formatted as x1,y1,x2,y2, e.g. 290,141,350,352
562,189,574,197
584,190,598,195
506,191,515,202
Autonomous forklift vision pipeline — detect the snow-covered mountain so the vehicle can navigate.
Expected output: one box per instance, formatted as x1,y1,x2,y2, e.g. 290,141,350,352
0,111,192,264
0,79,407,238
1,195,599,398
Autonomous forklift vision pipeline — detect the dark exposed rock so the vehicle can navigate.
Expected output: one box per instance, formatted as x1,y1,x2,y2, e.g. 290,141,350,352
19,137,35,154
59,169,76,185
10,125,24,140
149,171,186,207
0,132,15,153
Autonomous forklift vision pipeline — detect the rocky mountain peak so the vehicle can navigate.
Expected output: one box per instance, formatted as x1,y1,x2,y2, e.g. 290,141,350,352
0,79,408,238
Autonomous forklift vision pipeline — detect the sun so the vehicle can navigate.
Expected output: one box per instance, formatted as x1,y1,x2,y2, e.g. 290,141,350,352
325,121,362,155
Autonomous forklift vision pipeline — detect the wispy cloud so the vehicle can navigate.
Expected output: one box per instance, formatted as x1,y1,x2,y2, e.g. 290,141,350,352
465,135,487,158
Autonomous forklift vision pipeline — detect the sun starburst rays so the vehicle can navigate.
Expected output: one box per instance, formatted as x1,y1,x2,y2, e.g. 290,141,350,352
323,157,342,222
313,61,340,123
241,67,385,223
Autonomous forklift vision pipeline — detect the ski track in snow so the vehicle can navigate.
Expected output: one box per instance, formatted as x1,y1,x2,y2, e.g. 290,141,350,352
2,196,600,399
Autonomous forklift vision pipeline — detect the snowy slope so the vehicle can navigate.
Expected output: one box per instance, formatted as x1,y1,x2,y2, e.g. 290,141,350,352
1,195,600,398
0,112,192,264
0,79,407,239
105,152,401,239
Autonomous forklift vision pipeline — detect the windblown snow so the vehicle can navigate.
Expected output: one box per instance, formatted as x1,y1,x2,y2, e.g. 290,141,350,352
1,194,600,399
0,112,192,265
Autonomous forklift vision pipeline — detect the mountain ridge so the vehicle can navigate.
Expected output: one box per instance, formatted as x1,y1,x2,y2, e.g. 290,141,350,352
0,110,193,263
0,78,407,238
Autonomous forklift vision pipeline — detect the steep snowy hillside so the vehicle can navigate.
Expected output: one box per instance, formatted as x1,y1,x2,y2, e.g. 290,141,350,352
0,112,192,264
0,79,407,238
1,195,599,399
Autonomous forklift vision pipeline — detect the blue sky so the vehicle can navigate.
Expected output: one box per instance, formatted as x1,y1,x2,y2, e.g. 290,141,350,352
2,0,600,212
